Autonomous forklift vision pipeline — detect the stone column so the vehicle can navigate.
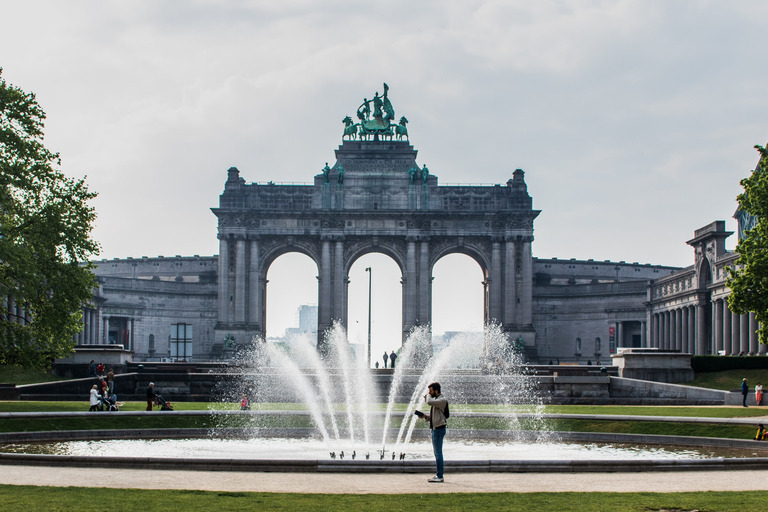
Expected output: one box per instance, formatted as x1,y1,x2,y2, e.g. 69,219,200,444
90,309,98,346
669,310,677,350
129,317,135,351
731,310,740,355
504,238,517,326
722,300,731,354
681,308,688,353
658,312,665,349
81,308,87,344
403,239,417,330
714,299,723,354
687,306,696,354
741,313,750,355
333,238,345,324
617,321,623,348
103,316,109,344
696,303,707,355
750,313,761,355
218,235,229,326
418,240,431,326
641,320,647,348
490,241,502,323
234,237,247,324
248,239,261,333
664,311,671,350
521,237,533,326
318,237,332,338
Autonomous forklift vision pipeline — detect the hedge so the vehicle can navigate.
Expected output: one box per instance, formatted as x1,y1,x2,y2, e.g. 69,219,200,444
692,355,768,372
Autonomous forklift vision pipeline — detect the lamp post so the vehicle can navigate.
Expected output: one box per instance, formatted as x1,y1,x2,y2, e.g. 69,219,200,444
365,267,372,368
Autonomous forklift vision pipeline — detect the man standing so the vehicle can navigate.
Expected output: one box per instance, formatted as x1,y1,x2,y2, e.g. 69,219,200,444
146,382,156,411
382,351,388,369
742,378,749,408
390,350,397,369
421,382,447,483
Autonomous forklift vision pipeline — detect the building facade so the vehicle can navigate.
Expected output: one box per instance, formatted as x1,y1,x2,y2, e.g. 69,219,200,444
75,87,761,363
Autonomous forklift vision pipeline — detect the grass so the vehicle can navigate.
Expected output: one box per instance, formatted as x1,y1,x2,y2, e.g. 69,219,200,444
689,368,768,391
0,365,64,385
0,401,767,440
1,486,768,511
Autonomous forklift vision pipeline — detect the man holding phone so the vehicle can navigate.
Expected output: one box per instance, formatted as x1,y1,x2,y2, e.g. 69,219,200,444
416,382,447,482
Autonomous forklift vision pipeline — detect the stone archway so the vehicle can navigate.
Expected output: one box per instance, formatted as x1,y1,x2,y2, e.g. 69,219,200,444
212,89,539,351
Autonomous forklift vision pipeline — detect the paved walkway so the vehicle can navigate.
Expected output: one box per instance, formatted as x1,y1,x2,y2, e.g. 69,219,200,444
2,465,768,493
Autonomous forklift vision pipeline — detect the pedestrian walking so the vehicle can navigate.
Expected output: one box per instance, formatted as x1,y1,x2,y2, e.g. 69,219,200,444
390,350,397,369
382,351,388,369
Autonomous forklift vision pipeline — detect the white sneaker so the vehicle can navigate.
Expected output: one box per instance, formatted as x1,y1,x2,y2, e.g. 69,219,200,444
428,476,444,483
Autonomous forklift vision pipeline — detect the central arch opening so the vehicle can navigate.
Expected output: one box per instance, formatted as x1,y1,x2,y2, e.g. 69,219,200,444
347,253,402,368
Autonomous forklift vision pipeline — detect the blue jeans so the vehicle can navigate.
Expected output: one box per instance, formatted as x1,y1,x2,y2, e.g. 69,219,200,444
431,426,446,478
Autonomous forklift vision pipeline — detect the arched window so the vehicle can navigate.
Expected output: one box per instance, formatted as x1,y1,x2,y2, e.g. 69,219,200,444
594,337,601,355
575,338,582,356
148,334,155,357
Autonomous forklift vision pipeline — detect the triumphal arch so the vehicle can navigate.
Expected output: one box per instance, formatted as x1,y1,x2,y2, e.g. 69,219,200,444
212,84,539,349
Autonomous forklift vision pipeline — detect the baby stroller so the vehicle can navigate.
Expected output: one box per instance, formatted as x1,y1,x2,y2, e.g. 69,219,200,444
153,394,174,411
103,394,119,412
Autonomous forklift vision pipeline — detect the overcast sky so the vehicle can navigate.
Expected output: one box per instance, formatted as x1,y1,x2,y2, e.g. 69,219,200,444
2,2,767,353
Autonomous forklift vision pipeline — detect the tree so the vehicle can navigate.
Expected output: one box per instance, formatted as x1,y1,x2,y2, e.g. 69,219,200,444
727,144,768,346
0,68,100,368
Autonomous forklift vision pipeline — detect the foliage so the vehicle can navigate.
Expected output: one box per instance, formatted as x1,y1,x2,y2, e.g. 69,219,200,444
0,69,99,368
690,355,768,373
727,144,768,344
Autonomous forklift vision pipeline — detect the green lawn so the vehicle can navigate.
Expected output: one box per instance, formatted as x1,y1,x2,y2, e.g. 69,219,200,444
0,365,64,385
1,487,767,512
689,368,768,391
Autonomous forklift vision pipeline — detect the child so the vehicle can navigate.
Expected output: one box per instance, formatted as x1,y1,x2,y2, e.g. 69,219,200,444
755,424,766,441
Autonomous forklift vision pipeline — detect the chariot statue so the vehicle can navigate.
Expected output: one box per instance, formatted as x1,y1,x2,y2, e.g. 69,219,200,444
342,83,408,141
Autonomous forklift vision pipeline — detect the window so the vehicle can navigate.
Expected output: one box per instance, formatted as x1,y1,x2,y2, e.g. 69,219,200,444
171,323,193,361
575,338,582,356
594,337,601,355
148,334,155,356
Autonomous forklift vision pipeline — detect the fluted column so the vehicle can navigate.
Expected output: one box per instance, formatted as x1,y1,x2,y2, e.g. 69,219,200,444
741,313,750,355
490,241,502,323
681,308,688,353
722,301,731,354
248,239,261,333
687,306,695,354
218,236,229,325
521,237,533,326
670,310,677,350
696,303,707,355
90,309,98,345
665,311,671,350
504,238,516,326
403,239,417,329
234,237,247,324
129,317,135,351
103,316,109,344
750,313,761,355
714,299,723,354
731,310,740,355
418,240,431,326
333,238,345,323
641,320,647,348
318,238,332,337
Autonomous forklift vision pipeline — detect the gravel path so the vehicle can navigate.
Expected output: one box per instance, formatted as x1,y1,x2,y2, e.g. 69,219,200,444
2,465,767,494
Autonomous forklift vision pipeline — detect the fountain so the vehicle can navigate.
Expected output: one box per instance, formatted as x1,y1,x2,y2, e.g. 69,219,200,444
3,324,767,471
